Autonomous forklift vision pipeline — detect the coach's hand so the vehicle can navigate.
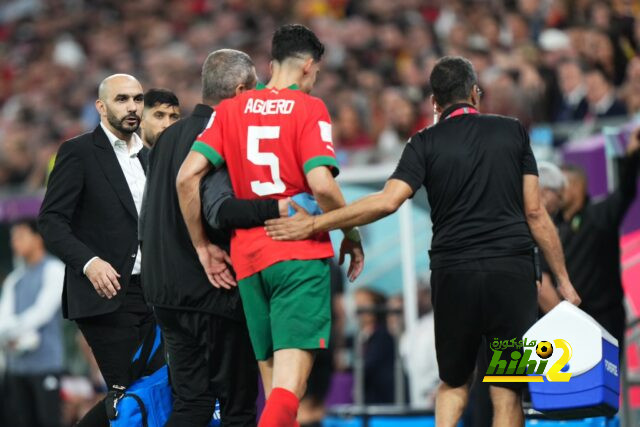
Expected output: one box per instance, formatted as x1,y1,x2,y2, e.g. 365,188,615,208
339,237,364,282
85,258,121,299
277,197,292,217
196,243,236,289
557,277,581,306
265,201,314,240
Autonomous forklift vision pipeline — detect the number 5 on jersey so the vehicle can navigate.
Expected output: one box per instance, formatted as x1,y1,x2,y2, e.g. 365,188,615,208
247,126,286,196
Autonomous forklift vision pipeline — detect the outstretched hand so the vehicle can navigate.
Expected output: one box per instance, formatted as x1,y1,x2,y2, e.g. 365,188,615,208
265,200,315,241
195,243,236,289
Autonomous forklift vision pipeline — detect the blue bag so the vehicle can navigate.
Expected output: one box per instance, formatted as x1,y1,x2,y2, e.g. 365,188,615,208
110,326,221,427
288,192,322,216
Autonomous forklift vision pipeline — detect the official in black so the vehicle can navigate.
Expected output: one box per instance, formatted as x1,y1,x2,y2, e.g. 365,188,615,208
38,74,156,427
265,56,580,426
542,131,640,350
140,49,283,426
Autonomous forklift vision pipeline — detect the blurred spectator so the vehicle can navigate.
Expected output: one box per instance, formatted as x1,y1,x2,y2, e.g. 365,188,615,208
400,282,439,409
583,64,628,119
0,0,639,189
378,89,424,161
334,102,373,150
546,130,640,351
298,259,345,427
139,88,181,148
536,161,567,314
0,219,65,427
354,287,396,405
555,59,588,122
622,56,640,117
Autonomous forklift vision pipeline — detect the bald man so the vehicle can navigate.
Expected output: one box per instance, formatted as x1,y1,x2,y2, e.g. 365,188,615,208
39,74,159,426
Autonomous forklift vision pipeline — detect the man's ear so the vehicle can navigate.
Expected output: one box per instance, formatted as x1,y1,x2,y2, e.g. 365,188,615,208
95,99,105,116
470,85,479,107
302,57,314,75
431,94,442,114
235,84,248,96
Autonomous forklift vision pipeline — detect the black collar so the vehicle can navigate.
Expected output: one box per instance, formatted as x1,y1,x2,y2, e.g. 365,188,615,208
192,103,213,117
440,103,477,121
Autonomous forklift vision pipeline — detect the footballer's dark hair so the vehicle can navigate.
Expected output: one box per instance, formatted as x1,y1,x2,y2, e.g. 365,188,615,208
144,88,179,109
271,24,325,63
429,56,478,107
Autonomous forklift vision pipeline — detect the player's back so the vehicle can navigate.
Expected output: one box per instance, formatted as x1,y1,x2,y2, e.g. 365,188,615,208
196,84,338,279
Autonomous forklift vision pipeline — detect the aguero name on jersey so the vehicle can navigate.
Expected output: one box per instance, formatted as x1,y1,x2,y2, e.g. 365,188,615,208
192,83,338,279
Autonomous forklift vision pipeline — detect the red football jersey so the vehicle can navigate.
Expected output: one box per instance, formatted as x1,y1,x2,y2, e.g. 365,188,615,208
192,84,338,280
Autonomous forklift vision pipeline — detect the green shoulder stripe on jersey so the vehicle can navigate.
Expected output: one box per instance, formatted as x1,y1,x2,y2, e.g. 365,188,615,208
192,141,224,168
303,156,340,177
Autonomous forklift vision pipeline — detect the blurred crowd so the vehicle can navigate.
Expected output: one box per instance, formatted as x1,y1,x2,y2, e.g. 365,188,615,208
1,0,640,191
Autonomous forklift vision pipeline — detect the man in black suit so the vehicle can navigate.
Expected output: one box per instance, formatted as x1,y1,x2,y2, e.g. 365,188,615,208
39,74,155,427
584,64,628,120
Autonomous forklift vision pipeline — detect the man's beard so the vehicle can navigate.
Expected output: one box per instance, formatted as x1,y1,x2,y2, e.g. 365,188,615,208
107,108,141,135
145,130,160,147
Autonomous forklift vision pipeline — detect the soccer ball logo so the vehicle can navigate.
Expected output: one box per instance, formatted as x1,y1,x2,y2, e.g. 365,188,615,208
536,341,554,359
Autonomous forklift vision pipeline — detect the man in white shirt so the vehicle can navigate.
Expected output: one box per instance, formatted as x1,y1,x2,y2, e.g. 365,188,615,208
0,219,65,427
39,74,158,427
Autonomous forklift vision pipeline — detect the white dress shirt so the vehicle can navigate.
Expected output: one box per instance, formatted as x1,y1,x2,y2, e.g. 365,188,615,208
83,123,146,275
400,313,440,408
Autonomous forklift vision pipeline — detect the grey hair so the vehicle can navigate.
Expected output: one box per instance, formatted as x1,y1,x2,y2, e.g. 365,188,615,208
202,49,256,104
538,161,566,191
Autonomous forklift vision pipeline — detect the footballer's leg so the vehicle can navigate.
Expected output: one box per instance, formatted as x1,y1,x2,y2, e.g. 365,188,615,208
258,259,331,427
490,386,524,427
435,381,471,427
238,271,276,400
258,358,274,398
272,349,315,398
258,349,315,427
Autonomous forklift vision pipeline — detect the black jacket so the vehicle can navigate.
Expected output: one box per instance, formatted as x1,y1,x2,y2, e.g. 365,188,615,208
555,150,639,315
38,125,148,320
140,104,277,320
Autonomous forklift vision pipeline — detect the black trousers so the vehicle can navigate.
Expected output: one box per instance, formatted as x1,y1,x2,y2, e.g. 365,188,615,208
4,372,61,427
75,276,156,426
431,255,538,390
592,304,626,357
154,307,258,427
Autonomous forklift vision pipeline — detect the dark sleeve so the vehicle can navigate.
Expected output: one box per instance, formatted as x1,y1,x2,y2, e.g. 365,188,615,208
519,123,538,176
592,150,640,228
388,135,426,194
38,140,95,275
201,166,279,230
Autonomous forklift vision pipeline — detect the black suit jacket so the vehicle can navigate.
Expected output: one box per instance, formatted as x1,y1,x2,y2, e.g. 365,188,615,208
39,125,148,320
